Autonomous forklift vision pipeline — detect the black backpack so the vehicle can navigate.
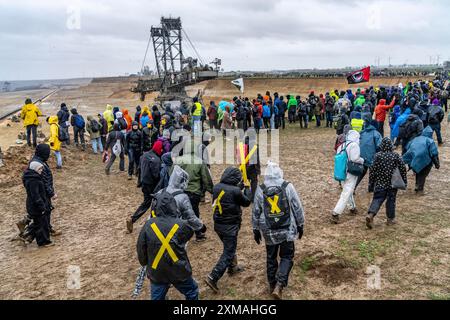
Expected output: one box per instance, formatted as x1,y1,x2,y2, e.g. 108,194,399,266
90,119,100,133
260,181,291,230
56,124,69,142
118,118,127,130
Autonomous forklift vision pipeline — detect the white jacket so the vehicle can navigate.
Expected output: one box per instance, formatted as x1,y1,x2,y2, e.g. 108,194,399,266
337,130,365,165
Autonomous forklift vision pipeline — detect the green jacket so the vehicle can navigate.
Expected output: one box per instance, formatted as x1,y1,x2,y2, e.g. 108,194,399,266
354,96,366,107
172,151,213,196
287,97,297,111
86,116,102,139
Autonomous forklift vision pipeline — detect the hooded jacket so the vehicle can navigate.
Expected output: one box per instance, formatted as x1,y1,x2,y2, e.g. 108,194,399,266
105,124,126,152
121,109,133,132
359,124,382,167
139,149,161,186
86,115,102,139
30,144,54,199
252,162,305,246
154,153,174,191
137,194,194,284
57,104,70,127
403,127,440,173
154,165,203,231
391,108,411,140
369,138,407,192
22,168,50,217
21,103,42,127
374,99,395,122
212,167,251,226
173,144,214,196
103,105,115,132
400,114,424,141
336,130,365,167
47,116,61,151
70,108,85,129
126,122,143,152
427,104,444,125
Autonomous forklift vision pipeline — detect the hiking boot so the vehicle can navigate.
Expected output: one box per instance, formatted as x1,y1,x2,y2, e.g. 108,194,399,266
126,218,133,234
271,283,283,300
205,276,219,293
41,242,55,248
105,169,110,176
330,213,340,224
128,175,133,180
195,233,207,242
349,208,358,215
386,219,397,226
227,256,244,275
50,229,62,237
366,214,374,230
16,220,27,234
269,282,276,294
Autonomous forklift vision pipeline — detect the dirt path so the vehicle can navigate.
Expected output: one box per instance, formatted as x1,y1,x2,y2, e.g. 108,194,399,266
0,122,449,300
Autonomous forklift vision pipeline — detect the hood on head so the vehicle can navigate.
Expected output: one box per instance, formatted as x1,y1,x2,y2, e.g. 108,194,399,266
87,115,93,121
422,126,433,138
343,124,351,135
355,106,362,112
220,167,242,185
29,161,44,174
123,109,129,115
60,103,68,111
168,165,189,191
379,137,393,152
70,108,78,115
362,113,372,123
432,99,440,106
347,130,360,143
152,140,163,156
379,100,386,106
161,152,173,166
106,104,113,111
48,115,58,125
154,191,179,218
35,144,50,161
264,161,284,183
131,121,138,128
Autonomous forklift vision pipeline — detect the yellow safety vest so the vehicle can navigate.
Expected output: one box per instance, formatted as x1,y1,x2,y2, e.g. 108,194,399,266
192,102,202,117
351,118,364,132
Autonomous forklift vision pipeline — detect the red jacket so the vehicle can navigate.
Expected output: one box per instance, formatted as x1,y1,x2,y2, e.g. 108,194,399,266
374,98,395,122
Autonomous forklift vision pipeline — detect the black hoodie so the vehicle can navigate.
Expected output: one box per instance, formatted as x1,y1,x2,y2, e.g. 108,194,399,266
57,104,70,127
22,169,50,217
213,167,251,226
29,144,54,198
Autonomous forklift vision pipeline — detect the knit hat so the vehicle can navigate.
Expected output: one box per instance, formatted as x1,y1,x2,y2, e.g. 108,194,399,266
29,161,44,173
152,140,164,156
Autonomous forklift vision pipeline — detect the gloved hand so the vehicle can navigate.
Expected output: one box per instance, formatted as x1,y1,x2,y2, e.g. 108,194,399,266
243,187,251,199
297,225,304,240
200,224,207,234
253,229,261,245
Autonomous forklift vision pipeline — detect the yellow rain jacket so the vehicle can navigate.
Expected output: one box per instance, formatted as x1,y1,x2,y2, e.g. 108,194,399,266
103,104,115,132
47,116,61,151
192,102,202,116
20,103,42,127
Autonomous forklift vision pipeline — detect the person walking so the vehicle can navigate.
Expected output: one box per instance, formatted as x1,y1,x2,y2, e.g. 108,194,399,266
252,162,305,300
21,98,42,148
427,99,445,145
366,138,407,228
374,97,396,137
331,130,364,224
70,108,86,151
47,116,63,169
126,121,143,180
57,103,71,145
104,123,126,175
86,115,103,154
207,101,218,130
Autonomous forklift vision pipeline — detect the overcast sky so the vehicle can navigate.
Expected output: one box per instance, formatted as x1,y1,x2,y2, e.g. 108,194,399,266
0,0,449,80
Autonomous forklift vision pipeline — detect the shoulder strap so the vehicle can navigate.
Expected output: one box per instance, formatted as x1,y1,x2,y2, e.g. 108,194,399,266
170,190,184,198
281,181,290,190
260,183,267,194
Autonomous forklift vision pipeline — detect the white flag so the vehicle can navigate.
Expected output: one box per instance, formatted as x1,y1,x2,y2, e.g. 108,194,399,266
231,78,244,93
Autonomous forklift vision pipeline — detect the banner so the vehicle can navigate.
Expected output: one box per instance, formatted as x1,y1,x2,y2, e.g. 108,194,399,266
231,78,244,93
347,67,371,84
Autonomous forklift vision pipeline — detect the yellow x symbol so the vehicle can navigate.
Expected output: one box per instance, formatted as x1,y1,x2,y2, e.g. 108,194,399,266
267,195,281,214
239,143,257,186
212,190,225,214
150,223,179,270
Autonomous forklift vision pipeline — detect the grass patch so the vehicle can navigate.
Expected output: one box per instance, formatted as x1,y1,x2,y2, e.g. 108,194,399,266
428,292,450,300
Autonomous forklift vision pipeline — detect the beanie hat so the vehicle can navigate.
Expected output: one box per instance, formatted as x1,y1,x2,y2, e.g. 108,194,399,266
152,140,164,156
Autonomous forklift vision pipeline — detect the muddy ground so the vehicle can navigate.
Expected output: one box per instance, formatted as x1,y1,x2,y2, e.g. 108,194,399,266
0,77,449,300
0,122,449,300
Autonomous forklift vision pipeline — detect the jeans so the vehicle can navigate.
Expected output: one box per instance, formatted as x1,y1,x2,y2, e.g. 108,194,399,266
368,189,398,219
254,118,262,133
299,114,308,128
151,277,199,300
326,111,333,128
91,137,103,154
54,151,63,167
263,117,270,129
73,127,86,149
105,152,125,173
210,224,239,282
26,125,37,147
333,174,358,215
192,116,202,136
315,115,321,127
101,135,107,149
429,123,443,144
128,148,141,176
416,163,433,192
132,183,156,223
209,119,218,129
266,241,295,288
288,111,296,123
270,115,275,129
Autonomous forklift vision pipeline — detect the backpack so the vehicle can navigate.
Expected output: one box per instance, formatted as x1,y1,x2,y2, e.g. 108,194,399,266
74,114,85,129
440,90,448,99
56,124,69,142
112,132,122,156
333,114,345,130
118,118,127,130
90,119,100,133
428,106,442,124
150,188,184,217
334,143,348,182
260,181,291,230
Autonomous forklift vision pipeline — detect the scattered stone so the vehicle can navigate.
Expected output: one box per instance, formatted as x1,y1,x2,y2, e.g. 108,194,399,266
37,130,46,139
16,140,24,145
6,123,11,127
18,132,26,140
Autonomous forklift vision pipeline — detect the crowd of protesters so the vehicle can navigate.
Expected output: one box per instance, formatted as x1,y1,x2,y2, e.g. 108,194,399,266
17,74,447,300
